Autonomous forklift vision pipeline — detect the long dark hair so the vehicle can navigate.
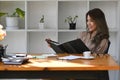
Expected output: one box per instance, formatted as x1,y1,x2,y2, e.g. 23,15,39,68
86,8,109,46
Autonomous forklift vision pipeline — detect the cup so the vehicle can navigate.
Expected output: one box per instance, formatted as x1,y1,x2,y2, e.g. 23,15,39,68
83,51,91,58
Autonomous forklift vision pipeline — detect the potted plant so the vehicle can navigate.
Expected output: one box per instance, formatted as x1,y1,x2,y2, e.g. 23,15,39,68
0,8,25,30
65,15,78,29
38,15,44,29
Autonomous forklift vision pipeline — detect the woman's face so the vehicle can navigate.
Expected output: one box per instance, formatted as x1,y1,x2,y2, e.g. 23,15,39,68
87,15,97,32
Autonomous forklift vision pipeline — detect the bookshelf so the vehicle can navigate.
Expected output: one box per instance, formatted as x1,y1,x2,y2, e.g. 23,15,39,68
0,0,119,60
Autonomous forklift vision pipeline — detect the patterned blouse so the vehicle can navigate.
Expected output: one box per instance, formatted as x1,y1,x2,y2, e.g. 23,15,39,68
79,31,109,54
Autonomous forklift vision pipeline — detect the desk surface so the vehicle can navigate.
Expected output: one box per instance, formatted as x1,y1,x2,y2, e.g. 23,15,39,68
0,54,120,71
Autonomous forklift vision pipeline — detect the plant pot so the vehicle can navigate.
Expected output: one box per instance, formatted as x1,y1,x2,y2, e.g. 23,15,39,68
69,23,76,29
6,17,19,30
0,45,6,61
38,23,44,29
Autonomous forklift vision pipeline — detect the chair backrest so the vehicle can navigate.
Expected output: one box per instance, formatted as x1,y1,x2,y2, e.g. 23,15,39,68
104,40,111,53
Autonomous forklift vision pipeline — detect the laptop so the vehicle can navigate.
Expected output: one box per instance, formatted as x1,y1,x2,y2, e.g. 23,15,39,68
45,39,90,54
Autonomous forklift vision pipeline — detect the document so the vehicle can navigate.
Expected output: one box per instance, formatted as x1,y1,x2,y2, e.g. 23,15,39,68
58,55,81,60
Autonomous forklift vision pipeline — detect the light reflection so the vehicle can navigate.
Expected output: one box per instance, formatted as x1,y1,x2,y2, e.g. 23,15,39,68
22,59,95,68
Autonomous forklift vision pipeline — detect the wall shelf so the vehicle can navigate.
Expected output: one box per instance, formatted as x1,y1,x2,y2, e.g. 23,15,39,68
0,0,119,55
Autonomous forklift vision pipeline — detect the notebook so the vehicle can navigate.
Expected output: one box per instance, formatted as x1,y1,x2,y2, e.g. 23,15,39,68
1,53,29,65
45,39,90,54
2,57,29,65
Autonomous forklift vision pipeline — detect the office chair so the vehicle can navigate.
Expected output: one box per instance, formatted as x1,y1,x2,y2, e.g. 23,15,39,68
104,40,111,54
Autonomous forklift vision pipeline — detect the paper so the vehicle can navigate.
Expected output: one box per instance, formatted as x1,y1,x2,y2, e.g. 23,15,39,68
58,55,81,60
42,53,57,57
27,54,57,59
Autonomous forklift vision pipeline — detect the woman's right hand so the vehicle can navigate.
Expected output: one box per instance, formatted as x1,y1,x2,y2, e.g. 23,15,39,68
45,38,52,47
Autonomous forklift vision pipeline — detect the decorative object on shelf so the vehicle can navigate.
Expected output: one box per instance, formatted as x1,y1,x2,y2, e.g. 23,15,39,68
38,15,44,29
0,8,25,30
0,24,6,41
0,45,4,61
65,15,78,29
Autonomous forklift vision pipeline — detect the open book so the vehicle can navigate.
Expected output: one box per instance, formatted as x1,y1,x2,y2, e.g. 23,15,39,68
45,39,90,54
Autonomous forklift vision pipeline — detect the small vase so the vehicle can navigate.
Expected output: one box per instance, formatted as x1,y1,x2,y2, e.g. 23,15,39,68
0,45,6,60
38,23,44,29
69,23,76,30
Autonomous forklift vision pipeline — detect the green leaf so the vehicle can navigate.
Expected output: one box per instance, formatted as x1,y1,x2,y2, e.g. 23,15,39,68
40,15,44,23
0,12,7,17
16,8,25,19
65,15,78,23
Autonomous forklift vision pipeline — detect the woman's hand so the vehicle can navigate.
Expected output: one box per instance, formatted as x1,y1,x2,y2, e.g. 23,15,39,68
45,38,52,47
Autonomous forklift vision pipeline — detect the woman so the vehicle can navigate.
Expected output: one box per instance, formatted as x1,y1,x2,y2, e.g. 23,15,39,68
74,8,110,80
80,8,110,54
46,8,110,54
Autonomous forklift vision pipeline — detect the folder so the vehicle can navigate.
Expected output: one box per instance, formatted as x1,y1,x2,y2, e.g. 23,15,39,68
46,39,90,54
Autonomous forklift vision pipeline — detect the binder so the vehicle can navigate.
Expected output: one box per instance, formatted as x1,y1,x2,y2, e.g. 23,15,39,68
46,39,90,54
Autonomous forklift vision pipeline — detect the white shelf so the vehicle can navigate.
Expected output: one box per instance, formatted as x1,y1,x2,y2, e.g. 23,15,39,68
89,1,118,29
27,29,58,32
0,1,25,29
5,29,26,32
58,1,88,29
0,0,119,54
27,31,57,53
1,32,27,53
58,29,86,32
27,1,57,30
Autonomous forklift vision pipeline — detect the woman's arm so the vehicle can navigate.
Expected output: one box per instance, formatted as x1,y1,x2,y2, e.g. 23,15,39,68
93,39,109,54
